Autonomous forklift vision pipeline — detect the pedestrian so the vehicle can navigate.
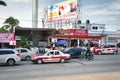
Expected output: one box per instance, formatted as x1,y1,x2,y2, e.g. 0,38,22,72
86,47,91,60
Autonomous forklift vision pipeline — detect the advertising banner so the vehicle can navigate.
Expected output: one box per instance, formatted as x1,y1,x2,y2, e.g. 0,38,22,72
0,32,15,43
9,41,16,45
48,0,78,22
59,29,88,36
73,29,88,36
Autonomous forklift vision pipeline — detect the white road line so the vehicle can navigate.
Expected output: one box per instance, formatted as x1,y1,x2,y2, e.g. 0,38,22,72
0,68,22,72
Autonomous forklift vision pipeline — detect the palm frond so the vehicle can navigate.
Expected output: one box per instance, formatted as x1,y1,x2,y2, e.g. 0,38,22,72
0,0,7,6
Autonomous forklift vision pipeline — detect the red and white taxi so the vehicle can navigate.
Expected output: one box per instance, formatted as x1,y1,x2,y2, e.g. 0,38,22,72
93,44,118,55
31,50,70,64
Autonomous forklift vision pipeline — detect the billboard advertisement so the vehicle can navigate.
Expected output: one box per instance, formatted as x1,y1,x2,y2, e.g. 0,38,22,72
0,32,15,43
48,0,78,22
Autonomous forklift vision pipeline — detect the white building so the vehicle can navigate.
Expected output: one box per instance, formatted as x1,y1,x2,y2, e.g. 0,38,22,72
74,23,120,45
46,21,120,45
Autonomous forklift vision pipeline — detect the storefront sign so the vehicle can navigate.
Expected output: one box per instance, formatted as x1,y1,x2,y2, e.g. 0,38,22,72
9,40,16,45
59,29,88,36
0,33,15,43
73,29,88,36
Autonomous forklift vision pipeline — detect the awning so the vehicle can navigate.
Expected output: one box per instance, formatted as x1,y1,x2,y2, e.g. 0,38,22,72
51,34,102,40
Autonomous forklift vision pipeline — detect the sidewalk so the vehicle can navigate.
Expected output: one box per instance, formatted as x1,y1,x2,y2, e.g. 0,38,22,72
35,71,120,80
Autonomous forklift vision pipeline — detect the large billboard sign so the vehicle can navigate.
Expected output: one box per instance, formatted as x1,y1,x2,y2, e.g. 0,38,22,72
0,33,15,43
48,0,78,22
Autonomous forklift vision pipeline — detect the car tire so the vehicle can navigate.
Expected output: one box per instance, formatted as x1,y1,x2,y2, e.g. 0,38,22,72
7,59,15,66
25,56,31,61
88,54,94,60
98,51,102,55
60,59,65,63
113,51,117,55
37,60,43,64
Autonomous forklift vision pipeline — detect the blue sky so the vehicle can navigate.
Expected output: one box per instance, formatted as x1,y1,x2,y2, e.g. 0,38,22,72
0,0,120,31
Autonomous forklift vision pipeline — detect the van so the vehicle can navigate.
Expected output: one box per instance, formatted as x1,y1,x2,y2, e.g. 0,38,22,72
0,49,21,66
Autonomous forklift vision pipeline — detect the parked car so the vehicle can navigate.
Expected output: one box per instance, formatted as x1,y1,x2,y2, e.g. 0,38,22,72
14,48,36,61
62,47,86,58
0,49,21,66
93,44,118,55
31,50,70,64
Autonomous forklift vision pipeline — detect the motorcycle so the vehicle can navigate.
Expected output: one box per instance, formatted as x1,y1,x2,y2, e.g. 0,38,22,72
79,50,94,60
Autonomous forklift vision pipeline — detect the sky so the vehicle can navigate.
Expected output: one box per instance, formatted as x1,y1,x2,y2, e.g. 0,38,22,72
0,0,120,31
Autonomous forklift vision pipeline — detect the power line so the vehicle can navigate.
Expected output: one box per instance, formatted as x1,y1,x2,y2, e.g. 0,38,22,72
0,17,43,22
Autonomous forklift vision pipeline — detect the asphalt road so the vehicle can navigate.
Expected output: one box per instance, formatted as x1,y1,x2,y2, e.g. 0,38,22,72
0,54,120,80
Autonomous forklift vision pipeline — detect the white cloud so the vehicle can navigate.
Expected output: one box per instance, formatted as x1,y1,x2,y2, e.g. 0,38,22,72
83,0,120,16
83,9,119,16
110,0,120,10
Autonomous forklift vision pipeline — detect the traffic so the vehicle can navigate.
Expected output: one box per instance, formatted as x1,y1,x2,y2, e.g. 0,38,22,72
0,43,118,66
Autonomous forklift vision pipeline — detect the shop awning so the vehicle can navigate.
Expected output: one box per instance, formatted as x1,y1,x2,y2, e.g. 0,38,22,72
51,34,102,40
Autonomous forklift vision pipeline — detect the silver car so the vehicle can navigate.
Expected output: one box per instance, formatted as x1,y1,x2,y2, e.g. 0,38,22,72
0,49,21,66
14,48,36,61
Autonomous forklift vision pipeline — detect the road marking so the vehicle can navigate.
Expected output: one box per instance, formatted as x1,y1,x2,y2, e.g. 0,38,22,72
0,68,22,72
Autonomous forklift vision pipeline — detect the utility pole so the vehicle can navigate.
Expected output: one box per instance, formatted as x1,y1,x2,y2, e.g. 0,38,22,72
32,0,38,28
77,0,81,47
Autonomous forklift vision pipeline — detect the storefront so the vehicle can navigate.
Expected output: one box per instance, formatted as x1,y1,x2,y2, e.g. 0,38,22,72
0,32,16,48
51,29,102,47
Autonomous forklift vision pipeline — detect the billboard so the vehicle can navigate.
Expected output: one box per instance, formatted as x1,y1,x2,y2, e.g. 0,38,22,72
48,0,78,22
0,32,15,43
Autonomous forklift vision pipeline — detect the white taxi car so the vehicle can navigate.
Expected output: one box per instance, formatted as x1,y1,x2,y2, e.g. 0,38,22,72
31,50,70,64
14,48,36,61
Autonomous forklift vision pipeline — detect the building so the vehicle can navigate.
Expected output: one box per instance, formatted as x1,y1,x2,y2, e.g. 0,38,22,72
14,22,120,48
15,28,57,47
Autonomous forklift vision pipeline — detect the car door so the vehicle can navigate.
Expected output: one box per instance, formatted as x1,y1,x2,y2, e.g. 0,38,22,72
75,48,82,57
43,51,53,62
19,49,28,59
68,48,75,58
0,51,6,63
0,50,11,63
108,45,115,53
102,45,109,53
52,51,61,62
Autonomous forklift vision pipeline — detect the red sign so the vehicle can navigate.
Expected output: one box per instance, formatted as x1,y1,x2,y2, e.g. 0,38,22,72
0,33,15,43
73,29,88,36
59,29,88,36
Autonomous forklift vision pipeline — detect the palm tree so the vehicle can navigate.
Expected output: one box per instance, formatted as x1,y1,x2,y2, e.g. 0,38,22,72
0,0,6,6
2,16,20,32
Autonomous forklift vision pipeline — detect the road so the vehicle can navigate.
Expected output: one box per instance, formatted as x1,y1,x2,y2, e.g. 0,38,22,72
0,54,120,80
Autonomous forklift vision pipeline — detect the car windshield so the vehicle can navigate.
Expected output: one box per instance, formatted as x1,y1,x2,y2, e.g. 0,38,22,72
62,47,72,52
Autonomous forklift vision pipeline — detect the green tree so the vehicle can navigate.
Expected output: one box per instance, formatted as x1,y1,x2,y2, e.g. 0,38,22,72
2,16,20,32
19,34,32,48
0,27,8,32
0,0,6,6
